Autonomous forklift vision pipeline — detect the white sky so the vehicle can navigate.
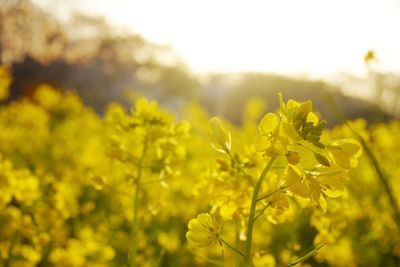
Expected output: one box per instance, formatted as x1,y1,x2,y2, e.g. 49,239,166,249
34,0,400,78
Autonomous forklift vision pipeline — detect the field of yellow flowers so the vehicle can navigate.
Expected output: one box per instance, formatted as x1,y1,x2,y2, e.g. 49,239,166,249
0,66,400,267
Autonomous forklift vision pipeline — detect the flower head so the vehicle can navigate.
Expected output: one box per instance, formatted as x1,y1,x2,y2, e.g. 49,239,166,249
328,138,362,169
256,94,328,158
186,213,222,247
209,117,231,154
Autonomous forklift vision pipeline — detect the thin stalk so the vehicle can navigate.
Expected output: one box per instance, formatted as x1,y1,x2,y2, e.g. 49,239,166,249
139,179,167,186
228,152,255,186
357,136,400,229
287,242,326,266
244,156,277,266
4,229,20,267
105,184,131,196
257,188,280,202
155,249,165,266
220,238,244,257
235,222,242,267
254,203,271,222
130,131,150,267
221,246,224,267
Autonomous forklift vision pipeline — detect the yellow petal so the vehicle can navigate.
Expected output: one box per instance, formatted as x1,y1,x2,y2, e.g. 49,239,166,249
308,179,321,204
329,148,351,169
281,121,299,141
283,165,302,187
255,136,272,152
258,113,278,135
329,138,362,168
253,254,276,267
266,136,288,156
186,213,221,247
296,100,313,121
318,195,327,212
220,202,237,220
290,182,309,198
324,188,343,198
209,117,231,153
270,193,289,209
307,111,319,125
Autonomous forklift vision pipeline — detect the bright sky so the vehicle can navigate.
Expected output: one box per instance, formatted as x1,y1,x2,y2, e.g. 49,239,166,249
34,0,400,77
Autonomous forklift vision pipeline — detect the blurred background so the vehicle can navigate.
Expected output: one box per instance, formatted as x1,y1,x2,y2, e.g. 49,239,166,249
1,0,399,125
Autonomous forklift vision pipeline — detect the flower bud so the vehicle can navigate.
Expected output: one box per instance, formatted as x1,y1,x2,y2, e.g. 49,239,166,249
209,117,231,153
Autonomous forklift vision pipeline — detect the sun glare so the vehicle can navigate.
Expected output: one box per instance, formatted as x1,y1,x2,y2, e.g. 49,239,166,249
33,0,400,77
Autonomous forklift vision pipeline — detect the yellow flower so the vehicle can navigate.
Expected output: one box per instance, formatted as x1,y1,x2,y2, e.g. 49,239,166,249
315,165,349,197
307,177,327,211
253,253,276,267
270,192,289,210
186,213,221,247
158,231,181,252
34,85,62,109
89,174,108,190
281,165,308,198
256,95,327,158
258,113,278,135
328,138,362,169
209,117,231,153
256,112,288,156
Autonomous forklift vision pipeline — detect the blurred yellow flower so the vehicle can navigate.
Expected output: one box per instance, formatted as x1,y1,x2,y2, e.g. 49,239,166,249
253,253,276,267
209,117,231,153
186,213,222,247
258,113,278,135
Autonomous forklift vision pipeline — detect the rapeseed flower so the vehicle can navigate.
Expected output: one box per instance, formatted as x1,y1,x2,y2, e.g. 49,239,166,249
186,213,222,247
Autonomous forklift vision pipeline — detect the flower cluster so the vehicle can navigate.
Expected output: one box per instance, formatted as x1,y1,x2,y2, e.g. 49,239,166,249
187,95,362,266
0,71,191,266
257,95,362,210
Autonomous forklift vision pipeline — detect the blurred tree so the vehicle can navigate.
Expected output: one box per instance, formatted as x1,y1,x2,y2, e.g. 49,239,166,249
0,1,395,122
202,73,392,126
0,0,199,112
0,0,65,65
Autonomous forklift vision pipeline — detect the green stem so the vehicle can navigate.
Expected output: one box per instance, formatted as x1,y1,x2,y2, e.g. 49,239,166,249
254,203,271,222
156,248,165,266
130,131,149,267
358,136,400,229
287,242,326,266
220,238,244,257
235,222,242,267
228,152,255,186
221,246,224,267
105,184,131,196
4,229,20,267
244,156,277,266
257,188,280,202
